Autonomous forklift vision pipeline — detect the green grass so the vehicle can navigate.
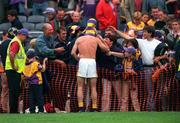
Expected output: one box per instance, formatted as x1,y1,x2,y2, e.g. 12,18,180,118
0,112,179,123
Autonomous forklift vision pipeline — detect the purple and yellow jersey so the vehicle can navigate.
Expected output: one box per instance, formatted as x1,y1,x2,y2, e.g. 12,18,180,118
23,61,43,85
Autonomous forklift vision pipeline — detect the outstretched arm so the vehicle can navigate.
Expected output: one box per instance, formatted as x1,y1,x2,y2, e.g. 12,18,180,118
108,51,125,58
108,26,133,40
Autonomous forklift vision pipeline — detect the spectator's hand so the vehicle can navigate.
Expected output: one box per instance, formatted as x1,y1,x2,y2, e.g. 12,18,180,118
153,56,161,63
75,4,81,12
108,26,117,32
106,51,112,56
12,65,18,71
124,52,130,58
21,75,26,82
160,64,168,71
54,47,65,54
43,58,48,64
126,69,137,75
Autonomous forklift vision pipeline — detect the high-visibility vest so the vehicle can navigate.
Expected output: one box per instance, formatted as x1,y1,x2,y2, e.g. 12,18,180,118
5,36,26,73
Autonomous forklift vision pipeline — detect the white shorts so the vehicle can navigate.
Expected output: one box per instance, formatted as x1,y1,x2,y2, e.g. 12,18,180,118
77,58,98,78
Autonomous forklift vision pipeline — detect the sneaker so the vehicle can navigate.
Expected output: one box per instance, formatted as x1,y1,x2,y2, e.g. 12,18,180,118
90,108,98,112
79,107,85,112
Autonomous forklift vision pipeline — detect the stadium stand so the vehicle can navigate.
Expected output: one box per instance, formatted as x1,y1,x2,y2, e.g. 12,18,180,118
0,23,11,31
35,23,44,31
28,31,43,38
27,15,45,23
22,22,35,31
18,15,27,23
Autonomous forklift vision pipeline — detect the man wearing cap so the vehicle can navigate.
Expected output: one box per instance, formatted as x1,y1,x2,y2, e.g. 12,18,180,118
71,18,109,112
5,28,29,113
43,7,56,23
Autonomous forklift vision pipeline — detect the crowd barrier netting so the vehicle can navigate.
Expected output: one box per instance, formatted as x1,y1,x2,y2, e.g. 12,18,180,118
1,62,180,113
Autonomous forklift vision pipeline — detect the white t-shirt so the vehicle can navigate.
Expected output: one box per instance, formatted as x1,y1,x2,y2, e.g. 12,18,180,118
137,38,161,65
85,0,96,4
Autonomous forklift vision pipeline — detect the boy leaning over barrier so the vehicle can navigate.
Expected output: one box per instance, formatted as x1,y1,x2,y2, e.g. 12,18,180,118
23,49,47,113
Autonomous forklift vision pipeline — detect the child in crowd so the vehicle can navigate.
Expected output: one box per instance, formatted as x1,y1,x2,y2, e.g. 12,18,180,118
23,49,47,113
120,46,141,112
108,38,142,111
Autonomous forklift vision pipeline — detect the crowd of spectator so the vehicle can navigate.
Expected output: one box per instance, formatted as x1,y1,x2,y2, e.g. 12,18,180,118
0,0,180,113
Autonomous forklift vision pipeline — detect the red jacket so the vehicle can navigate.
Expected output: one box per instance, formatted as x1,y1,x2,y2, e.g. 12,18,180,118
96,0,118,30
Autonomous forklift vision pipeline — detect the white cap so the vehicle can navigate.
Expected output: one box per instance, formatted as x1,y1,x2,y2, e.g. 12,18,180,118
43,7,55,14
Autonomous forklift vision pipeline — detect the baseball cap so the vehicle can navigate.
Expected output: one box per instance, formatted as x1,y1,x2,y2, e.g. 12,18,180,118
26,49,37,59
18,28,29,37
43,7,55,14
124,47,136,55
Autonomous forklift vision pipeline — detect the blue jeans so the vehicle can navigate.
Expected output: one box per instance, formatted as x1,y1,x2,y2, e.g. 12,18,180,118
18,3,25,14
32,2,48,15
29,84,44,113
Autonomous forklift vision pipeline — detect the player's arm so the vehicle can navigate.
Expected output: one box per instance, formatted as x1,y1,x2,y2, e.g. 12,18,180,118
108,26,133,40
96,37,110,53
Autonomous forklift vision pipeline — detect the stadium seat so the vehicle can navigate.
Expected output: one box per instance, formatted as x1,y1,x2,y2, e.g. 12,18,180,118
18,15,27,23
28,15,45,23
0,23,11,31
29,31,43,38
22,22,35,31
35,23,44,31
